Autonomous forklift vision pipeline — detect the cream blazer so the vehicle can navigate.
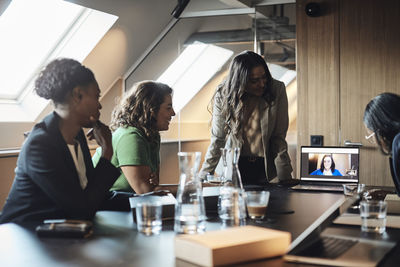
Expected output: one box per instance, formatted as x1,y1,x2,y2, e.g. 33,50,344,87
200,79,293,182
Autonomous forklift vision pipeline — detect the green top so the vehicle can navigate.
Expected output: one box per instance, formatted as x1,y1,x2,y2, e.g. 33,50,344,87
92,126,160,192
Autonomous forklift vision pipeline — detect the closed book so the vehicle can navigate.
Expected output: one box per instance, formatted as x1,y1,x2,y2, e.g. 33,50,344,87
174,225,291,266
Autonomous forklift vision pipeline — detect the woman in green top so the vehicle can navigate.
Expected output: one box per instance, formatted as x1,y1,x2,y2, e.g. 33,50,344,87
93,81,175,194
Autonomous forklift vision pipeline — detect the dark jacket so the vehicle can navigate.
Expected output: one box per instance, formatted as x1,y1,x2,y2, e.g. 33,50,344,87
390,133,400,196
0,112,120,224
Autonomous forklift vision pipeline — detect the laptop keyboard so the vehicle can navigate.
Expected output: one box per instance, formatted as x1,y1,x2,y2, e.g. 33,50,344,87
300,236,358,259
294,184,344,191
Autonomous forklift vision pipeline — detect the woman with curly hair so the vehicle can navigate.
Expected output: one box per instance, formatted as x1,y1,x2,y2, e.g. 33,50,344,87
92,81,175,194
0,58,120,225
200,51,293,185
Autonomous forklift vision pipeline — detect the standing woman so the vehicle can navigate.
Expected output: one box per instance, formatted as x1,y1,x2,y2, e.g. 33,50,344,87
0,58,120,225
92,81,176,194
363,92,400,195
200,51,293,185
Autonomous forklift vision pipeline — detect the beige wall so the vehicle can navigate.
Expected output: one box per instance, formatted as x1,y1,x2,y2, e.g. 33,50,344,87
160,140,211,184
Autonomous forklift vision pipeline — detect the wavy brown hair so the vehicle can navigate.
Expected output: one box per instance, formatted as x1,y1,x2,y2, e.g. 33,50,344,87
210,51,275,142
110,81,173,142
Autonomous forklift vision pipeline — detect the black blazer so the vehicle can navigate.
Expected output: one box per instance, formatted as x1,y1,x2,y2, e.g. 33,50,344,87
390,133,400,196
0,112,120,224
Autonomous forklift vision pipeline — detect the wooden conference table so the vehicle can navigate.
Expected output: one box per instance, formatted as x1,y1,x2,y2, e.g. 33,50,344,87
1,185,399,267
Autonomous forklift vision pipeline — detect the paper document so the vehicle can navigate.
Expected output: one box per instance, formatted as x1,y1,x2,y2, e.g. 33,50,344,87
385,194,400,201
333,213,400,229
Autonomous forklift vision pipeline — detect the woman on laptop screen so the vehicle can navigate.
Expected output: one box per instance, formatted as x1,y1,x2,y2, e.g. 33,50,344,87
310,154,342,176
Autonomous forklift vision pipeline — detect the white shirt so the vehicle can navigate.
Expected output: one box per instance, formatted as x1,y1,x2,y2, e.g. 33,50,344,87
67,141,88,189
242,95,263,157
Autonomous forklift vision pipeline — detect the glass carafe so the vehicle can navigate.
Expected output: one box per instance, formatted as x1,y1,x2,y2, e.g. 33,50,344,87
174,151,206,234
218,147,246,225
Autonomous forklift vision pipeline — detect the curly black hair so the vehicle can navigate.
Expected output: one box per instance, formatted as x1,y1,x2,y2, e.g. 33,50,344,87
34,58,95,104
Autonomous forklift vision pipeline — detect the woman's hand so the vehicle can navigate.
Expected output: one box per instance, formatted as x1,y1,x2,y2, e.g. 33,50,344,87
87,116,113,161
149,172,159,186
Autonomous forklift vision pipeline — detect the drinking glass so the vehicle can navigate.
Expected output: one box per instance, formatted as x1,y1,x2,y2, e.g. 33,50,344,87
343,183,366,197
246,191,270,219
360,200,387,234
135,197,162,236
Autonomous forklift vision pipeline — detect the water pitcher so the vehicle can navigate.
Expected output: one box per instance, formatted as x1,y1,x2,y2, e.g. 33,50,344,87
174,152,206,234
218,147,246,225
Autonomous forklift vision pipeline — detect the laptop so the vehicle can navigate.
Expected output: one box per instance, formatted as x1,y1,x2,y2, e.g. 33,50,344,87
291,146,360,192
284,195,396,267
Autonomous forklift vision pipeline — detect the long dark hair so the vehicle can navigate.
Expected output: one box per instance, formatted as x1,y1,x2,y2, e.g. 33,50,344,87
319,154,335,172
364,92,400,155
110,81,173,142
210,51,275,142
34,58,95,105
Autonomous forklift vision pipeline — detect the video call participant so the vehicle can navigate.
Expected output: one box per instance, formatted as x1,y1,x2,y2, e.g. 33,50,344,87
200,51,293,185
92,81,176,195
0,58,120,225
364,92,400,196
310,154,342,176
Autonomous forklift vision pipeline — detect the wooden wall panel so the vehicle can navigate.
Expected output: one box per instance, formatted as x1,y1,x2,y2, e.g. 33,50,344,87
340,0,400,186
296,0,340,177
0,156,17,208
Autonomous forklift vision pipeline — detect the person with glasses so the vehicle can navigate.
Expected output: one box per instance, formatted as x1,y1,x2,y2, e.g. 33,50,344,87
363,92,400,196
199,51,293,186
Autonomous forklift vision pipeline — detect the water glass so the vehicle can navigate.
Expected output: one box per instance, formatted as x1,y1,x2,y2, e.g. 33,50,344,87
343,183,365,196
359,200,387,234
218,187,246,222
135,198,162,236
206,174,221,184
245,191,270,219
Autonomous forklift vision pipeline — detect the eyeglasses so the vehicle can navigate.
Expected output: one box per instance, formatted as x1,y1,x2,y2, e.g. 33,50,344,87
365,132,375,143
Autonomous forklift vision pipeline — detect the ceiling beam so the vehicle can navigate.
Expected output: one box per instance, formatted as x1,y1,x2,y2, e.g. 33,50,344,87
184,26,295,45
180,7,255,18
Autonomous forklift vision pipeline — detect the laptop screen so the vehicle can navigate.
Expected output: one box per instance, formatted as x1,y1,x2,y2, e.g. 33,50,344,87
300,146,360,183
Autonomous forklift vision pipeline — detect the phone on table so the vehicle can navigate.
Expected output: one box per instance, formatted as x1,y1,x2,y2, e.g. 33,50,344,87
35,219,93,238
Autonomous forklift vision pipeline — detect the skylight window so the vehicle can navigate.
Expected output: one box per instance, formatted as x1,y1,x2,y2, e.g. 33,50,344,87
268,63,296,86
0,0,81,99
157,42,233,113
0,0,118,122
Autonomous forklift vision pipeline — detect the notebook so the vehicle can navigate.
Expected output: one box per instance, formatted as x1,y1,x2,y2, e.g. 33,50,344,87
284,195,396,267
291,146,360,192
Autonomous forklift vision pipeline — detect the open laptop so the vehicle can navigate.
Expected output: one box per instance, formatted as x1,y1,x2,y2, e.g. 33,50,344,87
284,195,396,267
291,146,360,192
